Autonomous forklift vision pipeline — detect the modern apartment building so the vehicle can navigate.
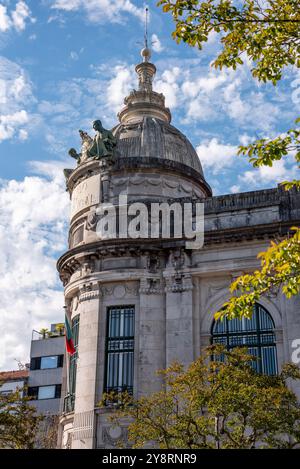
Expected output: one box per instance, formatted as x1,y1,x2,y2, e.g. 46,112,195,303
27,323,65,415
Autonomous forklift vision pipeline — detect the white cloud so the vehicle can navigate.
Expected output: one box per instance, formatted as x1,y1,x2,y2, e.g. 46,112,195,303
0,161,69,370
0,4,11,32
52,0,145,24
239,134,253,146
11,0,35,31
70,51,79,61
196,138,238,174
18,128,28,140
223,78,250,121
106,64,136,112
155,67,181,108
182,72,227,98
222,79,279,131
230,184,241,193
153,60,285,132
151,34,163,53
0,109,29,140
239,158,299,188
0,1,34,33
0,56,35,142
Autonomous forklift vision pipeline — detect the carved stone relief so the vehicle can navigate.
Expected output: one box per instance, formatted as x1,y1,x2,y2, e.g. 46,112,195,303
100,426,129,448
140,277,163,294
78,283,100,303
99,283,139,298
165,274,193,293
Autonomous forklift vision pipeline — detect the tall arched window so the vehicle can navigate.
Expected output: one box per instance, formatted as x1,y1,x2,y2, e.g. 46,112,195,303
211,303,278,375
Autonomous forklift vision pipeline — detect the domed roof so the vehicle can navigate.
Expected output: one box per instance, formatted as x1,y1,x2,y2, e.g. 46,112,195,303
113,117,204,176
111,51,206,178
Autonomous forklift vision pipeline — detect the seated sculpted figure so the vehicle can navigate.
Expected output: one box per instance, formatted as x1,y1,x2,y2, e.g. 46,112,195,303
79,129,93,163
87,120,117,159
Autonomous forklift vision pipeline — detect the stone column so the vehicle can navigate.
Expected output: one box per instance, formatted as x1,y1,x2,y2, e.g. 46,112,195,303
165,273,194,368
71,282,100,449
137,276,165,397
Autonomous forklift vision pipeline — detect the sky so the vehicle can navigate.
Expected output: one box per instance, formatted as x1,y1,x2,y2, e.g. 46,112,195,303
0,0,299,370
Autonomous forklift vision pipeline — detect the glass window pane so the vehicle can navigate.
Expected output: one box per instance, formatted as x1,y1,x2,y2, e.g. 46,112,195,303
40,356,58,369
38,385,56,399
211,303,277,376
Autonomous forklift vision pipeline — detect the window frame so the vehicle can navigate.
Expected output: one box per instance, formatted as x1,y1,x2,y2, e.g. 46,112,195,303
30,354,64,370
40,355,58,370
211,303,278,375
28,384,62,400
104,305,135,395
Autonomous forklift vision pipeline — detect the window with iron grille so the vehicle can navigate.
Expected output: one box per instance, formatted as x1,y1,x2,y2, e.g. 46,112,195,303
69,314,80,395
104,306,135,394
211,303,278,375
64,314,80,413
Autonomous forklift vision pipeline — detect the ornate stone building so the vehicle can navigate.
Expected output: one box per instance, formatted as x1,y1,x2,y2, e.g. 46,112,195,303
57,47,300,449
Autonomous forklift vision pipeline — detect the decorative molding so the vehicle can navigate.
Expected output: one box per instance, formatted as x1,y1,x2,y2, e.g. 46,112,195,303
99,283,139,298
78,283,100,302
111,176,193,195
59,254,97,286
99,426,129,448
99,285,114,297
168,248,187,270
85,209,98,231
165,274,193,293
113,285,126,299
140,277,163,295
123,284,139,297
207,283,230,298
146,252,160,273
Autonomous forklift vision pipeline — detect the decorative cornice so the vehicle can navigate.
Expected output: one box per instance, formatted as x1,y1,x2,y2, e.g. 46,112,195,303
57,219,299,280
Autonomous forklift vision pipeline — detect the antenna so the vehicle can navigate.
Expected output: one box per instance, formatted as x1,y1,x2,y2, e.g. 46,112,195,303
144,7,149,49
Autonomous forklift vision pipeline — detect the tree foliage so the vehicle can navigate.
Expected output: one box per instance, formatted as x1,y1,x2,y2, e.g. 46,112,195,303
158,0,300,83
0,386,43,449
102,346,300,449
158,0,300,319
238,117,300,190
35,415,59,449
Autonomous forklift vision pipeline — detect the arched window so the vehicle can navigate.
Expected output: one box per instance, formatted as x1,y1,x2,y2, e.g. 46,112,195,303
211,303,278,375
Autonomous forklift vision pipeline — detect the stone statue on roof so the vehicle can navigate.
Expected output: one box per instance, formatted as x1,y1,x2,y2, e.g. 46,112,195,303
67,120,117,166
87,120,116,159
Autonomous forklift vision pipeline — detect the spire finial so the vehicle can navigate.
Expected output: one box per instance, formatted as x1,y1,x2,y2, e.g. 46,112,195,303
141,7,151,62
144,7,149,49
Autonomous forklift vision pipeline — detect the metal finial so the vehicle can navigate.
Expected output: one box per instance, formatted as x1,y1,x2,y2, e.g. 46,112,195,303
141,7,151,62
144,7,149,49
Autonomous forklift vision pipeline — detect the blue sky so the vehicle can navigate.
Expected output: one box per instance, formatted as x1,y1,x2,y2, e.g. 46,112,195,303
0,0,299,370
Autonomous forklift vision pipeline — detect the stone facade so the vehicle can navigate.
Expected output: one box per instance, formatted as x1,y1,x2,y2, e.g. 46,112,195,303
57,51,300,449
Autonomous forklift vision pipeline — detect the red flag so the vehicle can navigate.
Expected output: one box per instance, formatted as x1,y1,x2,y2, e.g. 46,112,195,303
65,313,76,355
